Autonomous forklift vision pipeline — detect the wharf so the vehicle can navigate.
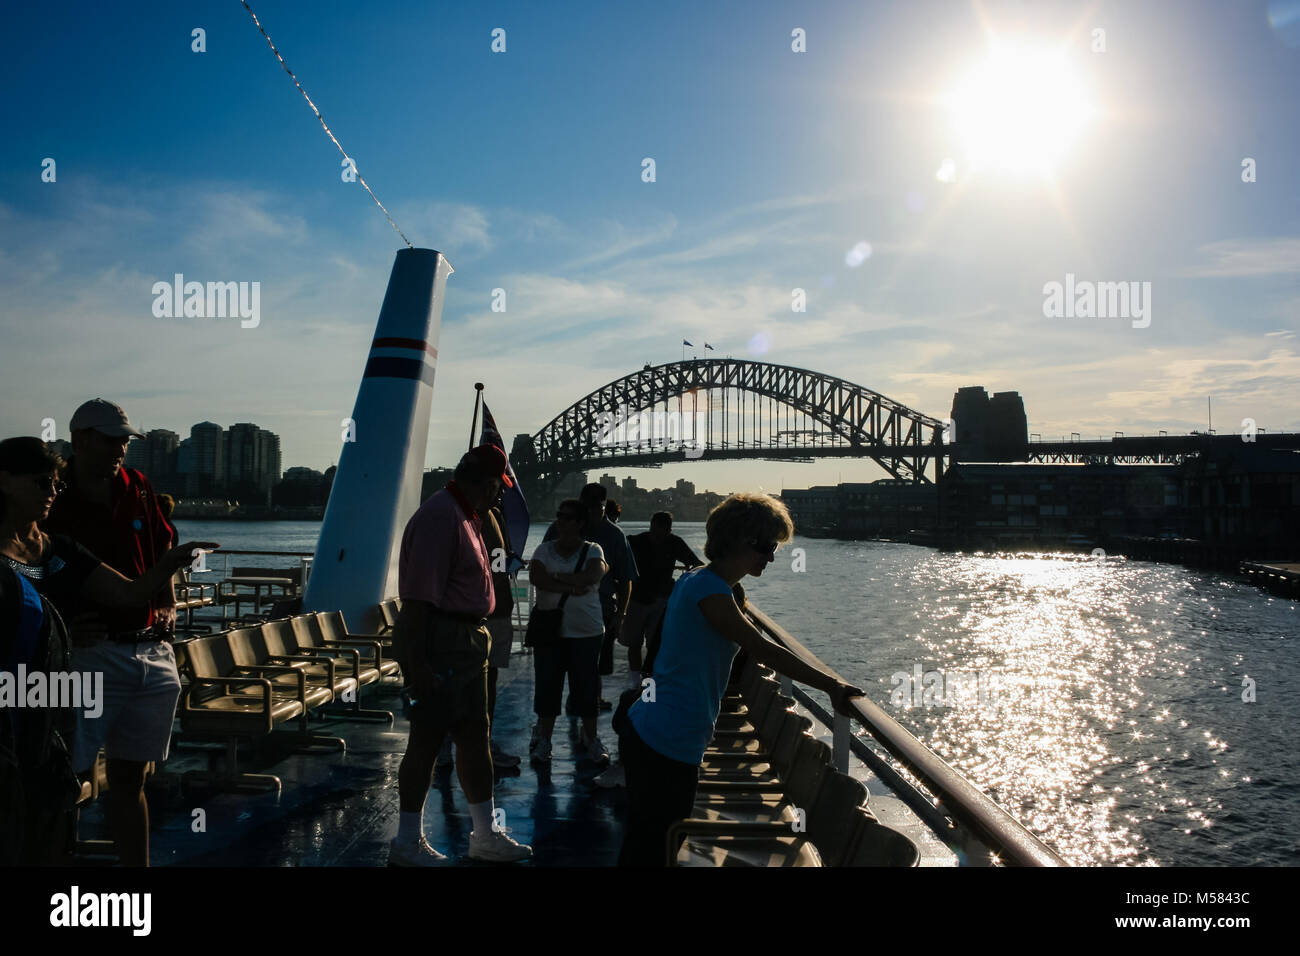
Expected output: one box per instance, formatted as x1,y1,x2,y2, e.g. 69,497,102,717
1240,561,1300,599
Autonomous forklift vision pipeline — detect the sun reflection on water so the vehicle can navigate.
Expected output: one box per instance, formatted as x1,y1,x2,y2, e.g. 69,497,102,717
751,541,1299,866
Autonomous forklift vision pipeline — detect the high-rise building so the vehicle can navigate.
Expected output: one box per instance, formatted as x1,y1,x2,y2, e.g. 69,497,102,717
188,422,224,497
124,439,150,471
125,428,182,493
257,428,282,493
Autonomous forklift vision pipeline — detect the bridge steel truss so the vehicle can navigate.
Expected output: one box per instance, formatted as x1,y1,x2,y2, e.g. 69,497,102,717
525,358,946,486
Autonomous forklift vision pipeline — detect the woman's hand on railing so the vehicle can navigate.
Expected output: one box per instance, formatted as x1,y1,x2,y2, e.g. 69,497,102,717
830,680,865,716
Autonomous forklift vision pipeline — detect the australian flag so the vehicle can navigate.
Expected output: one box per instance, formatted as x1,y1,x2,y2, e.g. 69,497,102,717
480,402,529,572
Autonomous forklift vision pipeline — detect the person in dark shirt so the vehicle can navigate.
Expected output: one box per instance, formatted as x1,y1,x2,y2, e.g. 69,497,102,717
624,512,702,684
0,435,215,865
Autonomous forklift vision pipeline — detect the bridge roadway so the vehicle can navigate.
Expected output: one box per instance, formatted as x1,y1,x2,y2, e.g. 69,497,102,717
521,432,1300,481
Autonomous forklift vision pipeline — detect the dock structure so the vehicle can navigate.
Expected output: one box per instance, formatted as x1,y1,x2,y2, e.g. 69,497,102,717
1240,561,1300,599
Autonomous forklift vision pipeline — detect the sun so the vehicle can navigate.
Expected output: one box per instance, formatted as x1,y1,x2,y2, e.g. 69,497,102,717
945,38,1095,178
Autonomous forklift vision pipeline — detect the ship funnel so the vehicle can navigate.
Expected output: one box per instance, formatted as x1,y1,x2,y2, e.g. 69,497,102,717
302,247,453,630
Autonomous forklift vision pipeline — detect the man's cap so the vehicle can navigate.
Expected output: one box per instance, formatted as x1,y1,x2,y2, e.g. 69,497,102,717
465,443,513,487
69,399,144,438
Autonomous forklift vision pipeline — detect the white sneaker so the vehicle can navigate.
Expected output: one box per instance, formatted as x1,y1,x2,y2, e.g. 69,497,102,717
469,827,533,862
529,733,552,764
593,762,626,789
585,735,610,765
388,835,450,867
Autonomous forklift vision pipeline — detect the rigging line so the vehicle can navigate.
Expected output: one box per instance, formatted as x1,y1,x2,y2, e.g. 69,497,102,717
240,0,413,249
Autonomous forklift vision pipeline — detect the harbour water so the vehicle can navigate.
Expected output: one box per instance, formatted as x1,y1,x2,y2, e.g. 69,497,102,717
175,519,1299,867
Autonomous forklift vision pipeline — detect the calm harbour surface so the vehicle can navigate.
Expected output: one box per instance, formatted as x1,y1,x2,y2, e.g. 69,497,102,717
176,518,1299,867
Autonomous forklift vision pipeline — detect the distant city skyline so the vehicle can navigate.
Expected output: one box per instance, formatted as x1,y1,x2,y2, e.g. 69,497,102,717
3,1,1298,496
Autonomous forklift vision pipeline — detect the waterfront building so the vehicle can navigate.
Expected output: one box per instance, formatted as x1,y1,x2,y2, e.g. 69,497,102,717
941,462,1181,547
949,386,1028,462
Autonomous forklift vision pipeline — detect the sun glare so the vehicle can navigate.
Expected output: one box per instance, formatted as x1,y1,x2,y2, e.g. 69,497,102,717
946,39,1095,178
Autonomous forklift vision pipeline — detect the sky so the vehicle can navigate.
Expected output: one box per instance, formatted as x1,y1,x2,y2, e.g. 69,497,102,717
2,0,1298,496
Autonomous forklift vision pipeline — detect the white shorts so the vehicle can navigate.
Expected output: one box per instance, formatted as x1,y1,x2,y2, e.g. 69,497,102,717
70,640,182,771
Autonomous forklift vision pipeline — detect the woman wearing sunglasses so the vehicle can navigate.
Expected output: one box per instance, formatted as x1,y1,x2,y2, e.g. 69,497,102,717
617,492,863,867
527,498,609,766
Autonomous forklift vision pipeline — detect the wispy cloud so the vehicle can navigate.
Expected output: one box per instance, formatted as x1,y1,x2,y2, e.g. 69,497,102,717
1178,237,1300,278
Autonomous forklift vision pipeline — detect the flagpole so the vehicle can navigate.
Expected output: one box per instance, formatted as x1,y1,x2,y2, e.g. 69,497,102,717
469,382,484,452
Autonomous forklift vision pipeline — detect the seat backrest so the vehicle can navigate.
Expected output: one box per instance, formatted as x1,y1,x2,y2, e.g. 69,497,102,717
182,633,238,703
808,771,871,866
784,737,833,810
744,678,780,737
260,619,298,657
844,813,920,867
289,613,324,650
318,611,348,642
183,634,223,680
771,712,813,775
224,627,264,668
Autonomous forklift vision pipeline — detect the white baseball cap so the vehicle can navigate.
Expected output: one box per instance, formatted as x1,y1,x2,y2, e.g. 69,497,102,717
69,398,145,438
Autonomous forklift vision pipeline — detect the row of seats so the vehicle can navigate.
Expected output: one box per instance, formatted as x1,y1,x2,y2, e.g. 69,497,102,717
174,611,401,792
670,656,920,867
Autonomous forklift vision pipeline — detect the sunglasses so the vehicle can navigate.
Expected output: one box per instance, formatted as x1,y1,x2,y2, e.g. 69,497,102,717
33,475,67,495
752,540,778,557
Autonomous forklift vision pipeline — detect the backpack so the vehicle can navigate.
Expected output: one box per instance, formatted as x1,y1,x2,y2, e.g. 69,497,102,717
1,565,80,865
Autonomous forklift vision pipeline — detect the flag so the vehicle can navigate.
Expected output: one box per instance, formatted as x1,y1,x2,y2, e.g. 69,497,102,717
682,339,693,347
479,402,529,573
704,343,715,350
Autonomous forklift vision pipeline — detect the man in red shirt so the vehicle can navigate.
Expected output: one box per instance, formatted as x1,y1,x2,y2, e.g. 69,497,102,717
388,445,532,865
42,398,181,867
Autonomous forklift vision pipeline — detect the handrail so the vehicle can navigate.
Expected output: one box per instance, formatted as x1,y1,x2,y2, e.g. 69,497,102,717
745,603,1067,867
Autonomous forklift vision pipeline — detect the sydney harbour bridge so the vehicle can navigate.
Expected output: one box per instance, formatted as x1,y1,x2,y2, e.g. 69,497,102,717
508,358,1300,498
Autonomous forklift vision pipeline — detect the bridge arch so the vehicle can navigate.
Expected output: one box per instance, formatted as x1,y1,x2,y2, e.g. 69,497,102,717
512,359,945,489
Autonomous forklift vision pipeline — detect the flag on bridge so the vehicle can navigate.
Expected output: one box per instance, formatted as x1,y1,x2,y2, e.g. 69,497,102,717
682,339,693,347
479,402,529,573
704,343,715,350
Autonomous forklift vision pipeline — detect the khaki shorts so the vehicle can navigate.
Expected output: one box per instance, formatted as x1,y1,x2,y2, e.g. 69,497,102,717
487,617,513,669
408,616,490,729
621,597,667,649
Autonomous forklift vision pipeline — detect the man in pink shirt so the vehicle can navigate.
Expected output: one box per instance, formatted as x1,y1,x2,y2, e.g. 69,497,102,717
389,445,532,865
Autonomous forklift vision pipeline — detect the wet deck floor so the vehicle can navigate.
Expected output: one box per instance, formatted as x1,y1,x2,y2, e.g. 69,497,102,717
80,653,628,867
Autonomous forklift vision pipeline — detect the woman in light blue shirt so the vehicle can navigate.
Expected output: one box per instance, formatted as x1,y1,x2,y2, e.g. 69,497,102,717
618,493,862,867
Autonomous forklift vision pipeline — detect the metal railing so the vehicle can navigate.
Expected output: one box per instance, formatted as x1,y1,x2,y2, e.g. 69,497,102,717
511,559,1063,866
745,603,1066,867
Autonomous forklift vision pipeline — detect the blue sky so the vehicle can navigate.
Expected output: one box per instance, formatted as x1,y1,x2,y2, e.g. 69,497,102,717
2,0,1298,495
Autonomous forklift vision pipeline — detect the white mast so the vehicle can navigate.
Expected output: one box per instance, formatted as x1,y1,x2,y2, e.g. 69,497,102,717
302,248,453,630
